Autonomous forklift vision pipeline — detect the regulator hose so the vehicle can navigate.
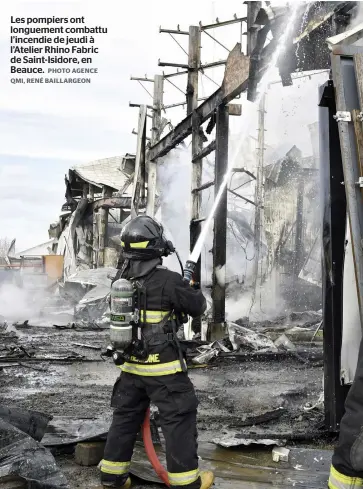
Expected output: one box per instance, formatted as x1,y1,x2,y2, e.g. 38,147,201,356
142,407,170,486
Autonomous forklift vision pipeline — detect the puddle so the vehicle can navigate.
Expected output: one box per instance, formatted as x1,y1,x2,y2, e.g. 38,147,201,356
64,361,119,386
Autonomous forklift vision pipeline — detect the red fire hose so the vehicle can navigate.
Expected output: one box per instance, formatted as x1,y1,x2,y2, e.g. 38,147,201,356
142,407,170,486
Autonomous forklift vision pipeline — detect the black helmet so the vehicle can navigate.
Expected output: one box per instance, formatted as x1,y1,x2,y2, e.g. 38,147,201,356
120,215,174,260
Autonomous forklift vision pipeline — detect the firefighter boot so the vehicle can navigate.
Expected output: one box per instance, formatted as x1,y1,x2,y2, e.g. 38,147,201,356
200,471,214,489
94,477,132,489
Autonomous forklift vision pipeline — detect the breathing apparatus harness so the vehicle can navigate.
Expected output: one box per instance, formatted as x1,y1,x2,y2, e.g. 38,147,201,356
103,216,189,372
104,259,187,373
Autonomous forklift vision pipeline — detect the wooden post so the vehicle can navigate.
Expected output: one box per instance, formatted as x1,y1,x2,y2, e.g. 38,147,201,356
92,211,98,268
250,93,265,312
146,75,164,217
188,26,203,334
98,186,113,267
246,1,261,56
89,184,95,266
210,104,229,340
293,178,304,281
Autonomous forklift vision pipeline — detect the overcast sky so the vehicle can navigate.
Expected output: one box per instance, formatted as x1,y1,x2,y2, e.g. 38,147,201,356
0,0,327,251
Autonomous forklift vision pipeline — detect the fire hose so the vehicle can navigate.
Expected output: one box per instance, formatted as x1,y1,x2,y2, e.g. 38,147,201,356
142,407,170,486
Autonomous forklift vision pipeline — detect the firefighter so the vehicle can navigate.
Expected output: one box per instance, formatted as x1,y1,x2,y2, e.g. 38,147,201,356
98,215,215,489
328,336,363,489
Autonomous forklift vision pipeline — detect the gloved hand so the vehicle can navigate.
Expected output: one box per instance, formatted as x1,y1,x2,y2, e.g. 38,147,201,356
183,260,196,284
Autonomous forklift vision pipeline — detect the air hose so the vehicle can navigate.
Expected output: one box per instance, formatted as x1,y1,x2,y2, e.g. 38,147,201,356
142,407,170,486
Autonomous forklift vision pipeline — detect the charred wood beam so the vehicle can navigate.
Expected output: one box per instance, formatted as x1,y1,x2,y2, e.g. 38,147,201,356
148,44,250,161
319,80,348,431
246,1,262,56
92,197,149,211
211,104,229,336
98,186,113,267
192,140,216,162
192,180,215,193
232,167,256,179
228,104,242,116
295,1,357,44
247,23,270,102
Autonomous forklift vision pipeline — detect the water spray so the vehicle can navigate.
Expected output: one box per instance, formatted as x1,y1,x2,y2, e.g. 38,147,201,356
183,1,302,282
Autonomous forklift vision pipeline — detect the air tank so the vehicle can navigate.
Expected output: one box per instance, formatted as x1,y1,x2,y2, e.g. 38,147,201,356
110,278,134,350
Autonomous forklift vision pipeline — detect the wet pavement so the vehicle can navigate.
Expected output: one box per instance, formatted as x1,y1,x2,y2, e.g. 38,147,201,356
0,322,328,488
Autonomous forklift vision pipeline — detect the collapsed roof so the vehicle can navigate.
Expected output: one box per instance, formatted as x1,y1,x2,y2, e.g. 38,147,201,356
67,156,132,197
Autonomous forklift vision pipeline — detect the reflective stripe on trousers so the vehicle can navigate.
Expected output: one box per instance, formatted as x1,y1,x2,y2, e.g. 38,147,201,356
120,359,185,376
329,465,363,489
99,459,131,475
168,469,200,486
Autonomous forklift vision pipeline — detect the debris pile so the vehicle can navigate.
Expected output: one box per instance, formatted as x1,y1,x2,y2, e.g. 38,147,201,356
191,310,323,366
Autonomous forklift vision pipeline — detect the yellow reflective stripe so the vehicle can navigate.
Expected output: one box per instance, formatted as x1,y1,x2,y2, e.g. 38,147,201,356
329,466,363,489
140,310,170,320
121,241,125,247
328,482,340,489
129,241,149,248
100,459,130,475
101,460,130,468
120,360,185,376
139,310,177,323
168,469,200,486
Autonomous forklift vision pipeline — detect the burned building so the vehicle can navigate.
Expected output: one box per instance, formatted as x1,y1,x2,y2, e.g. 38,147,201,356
263,142,321,310
49,155,147,279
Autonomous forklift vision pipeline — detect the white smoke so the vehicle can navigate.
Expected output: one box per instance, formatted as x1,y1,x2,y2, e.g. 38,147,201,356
0,281,48,321
157,146,191,273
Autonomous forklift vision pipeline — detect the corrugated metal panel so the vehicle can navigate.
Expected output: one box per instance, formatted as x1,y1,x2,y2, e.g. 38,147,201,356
71,156,128,192
13,240,55,258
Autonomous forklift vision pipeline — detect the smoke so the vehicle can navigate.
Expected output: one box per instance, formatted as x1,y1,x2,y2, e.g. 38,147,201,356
0,282,49,321
226,268,287,322
157,131,260,292
157,147,191,272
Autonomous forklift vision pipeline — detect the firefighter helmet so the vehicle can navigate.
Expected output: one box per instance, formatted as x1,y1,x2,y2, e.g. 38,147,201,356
120,215,174,260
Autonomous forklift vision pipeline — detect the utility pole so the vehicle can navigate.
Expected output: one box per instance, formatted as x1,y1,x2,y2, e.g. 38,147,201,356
131,105,147,217
188,26,203,334
147,74,164,217
250,93,266,312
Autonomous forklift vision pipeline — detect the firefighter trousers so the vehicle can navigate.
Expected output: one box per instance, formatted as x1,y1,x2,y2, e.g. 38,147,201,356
329,336,363,488
100,371,201,489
